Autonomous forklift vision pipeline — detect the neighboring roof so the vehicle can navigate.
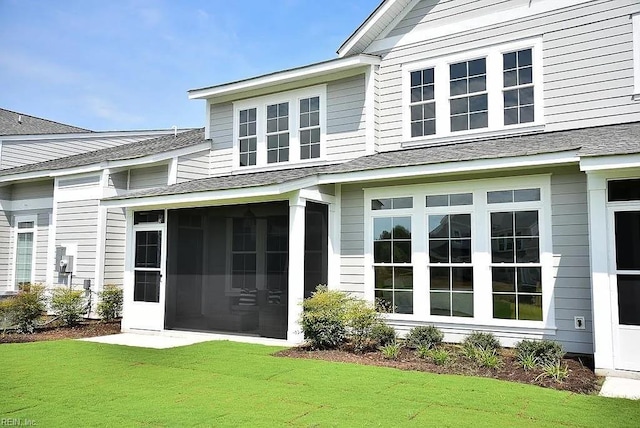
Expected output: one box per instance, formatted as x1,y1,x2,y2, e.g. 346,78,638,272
188,54,380,101
0,128,205,177
337,0,411,58
104,121,640,202
0,107,91,136
107,165,330,200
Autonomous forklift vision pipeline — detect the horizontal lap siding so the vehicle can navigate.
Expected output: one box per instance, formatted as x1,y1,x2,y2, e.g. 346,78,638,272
103,208,126,286
210,103,234,176
128,165,168,190
177,150,210,183
375,0,640,151
55,200,98,288
34,212,50,284
0,136,158,170
0,211,11,290
326,75,367,161
11,180,53,200
340,184,365,296
550,172,592,354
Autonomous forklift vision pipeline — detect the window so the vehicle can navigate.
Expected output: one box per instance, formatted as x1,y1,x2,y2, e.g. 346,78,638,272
267,102,289,163
410,68,436,137
366,177,551,328
403,38,542,142
14,219,35,288
239,108,257,167
503,48,534,125
299,96,321,159
450,58,488,131
233,86,326,168
427,193,474,317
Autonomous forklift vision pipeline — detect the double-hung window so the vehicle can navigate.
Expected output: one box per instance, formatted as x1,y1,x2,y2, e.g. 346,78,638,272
403,38,542,142
234,86,326,169
14,217,36,288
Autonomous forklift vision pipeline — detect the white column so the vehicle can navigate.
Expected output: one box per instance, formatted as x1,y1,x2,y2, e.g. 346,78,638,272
287,192,306,343
586,172,614,371
121,208,134,331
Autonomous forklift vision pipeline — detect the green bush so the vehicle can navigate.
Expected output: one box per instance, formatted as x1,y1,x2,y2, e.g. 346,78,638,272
0,297,15,331
8,284,46,333
381,343,401,360
97,285,123,322
515,339,564,367
475,348,502,369
517,351,537,371
301,286,349,349
405,325,444,349
345,298,382,353
537,361,569,382
429,348,451,366
370,322,396,347
462,331,500,351
50,288,85,326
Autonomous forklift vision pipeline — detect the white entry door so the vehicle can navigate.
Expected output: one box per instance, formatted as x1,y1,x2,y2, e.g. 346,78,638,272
611,208,640,371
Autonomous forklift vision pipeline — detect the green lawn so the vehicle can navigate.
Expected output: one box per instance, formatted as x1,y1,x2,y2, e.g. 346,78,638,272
1,340,639,427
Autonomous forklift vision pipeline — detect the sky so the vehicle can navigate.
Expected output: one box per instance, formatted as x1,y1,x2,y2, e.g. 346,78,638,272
0,0,380,131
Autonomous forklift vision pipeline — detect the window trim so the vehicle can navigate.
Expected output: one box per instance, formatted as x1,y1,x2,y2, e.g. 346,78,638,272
12,214,37,290
232,85,327,171
364,174,555,332
401,37,544,145
633,13,640,100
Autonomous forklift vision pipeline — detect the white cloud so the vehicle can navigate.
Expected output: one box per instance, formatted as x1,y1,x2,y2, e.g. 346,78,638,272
84,96,145,126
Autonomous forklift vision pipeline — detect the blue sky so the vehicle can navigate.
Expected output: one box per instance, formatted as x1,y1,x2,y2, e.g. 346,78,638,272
0,0,379,131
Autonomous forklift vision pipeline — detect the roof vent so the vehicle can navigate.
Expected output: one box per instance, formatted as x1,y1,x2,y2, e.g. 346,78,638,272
172,125,177,137
17,115,22,124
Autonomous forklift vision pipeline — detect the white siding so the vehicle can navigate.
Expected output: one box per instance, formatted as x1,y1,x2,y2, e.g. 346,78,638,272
11,180,53,200
108,171,128,190
0,211,11,290
177,150,210,183
550,172,593,354
103,208,126,286
326,75,367,162
209,103,234,176
374,0,640,151
34,212,50,283
55,200,99,288
1,135,162,170
339,184,365,296
128,165,168,190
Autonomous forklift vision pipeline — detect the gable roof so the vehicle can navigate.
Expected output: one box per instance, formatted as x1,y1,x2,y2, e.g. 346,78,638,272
0,128,205,178
337,0,412,57
103,121,640,204
0,108,90,136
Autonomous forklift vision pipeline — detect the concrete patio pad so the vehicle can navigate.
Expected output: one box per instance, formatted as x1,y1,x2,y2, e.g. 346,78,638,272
600,377,640,400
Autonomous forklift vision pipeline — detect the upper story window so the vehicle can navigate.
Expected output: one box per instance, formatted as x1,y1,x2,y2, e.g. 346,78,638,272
233,85,326,170
403,38,543,143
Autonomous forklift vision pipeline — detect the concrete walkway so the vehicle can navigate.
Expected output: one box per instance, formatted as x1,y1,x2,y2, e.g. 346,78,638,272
79,330,290,349
600,377,640,400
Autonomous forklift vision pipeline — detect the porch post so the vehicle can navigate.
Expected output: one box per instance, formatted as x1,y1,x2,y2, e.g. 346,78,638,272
586,172,614,372
287,191,306,343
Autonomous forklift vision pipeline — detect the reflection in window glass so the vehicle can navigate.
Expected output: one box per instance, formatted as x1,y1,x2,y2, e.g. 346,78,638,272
450,58,488,132
503,48,534,125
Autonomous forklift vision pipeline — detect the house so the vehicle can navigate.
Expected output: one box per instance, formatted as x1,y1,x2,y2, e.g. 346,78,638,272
2,0,640,377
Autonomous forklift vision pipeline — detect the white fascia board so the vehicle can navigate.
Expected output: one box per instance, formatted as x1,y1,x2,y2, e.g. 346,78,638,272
0,142,211,184
337,0,401,58
580,153,640,172
318,151,580,185
188,55,381,100
0,129,182,143
101,176,320,209
365,0,593,54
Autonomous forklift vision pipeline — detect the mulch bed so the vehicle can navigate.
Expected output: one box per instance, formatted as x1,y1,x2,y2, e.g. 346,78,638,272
275,345,599,394
0,319,121,344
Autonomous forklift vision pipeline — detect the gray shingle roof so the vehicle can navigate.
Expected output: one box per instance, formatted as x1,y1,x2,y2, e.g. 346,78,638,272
0,108,90,136
105,121,640,202
0,128,205,177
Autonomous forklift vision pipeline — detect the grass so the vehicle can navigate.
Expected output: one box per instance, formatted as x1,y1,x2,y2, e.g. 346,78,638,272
1,340,639,427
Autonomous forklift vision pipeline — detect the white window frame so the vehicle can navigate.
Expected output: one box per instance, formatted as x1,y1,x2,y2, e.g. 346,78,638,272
633,13,640,100
11,214,37,290
364,174,555,333
402,37,544,145
232,85,327,171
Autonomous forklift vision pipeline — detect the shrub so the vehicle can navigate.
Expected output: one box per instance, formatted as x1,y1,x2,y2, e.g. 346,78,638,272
405,325,444,350
370,323,396,347
345,299,382,353
97,285,123,322
51,288,85,326
515,339,564,367
475,348,502,369
537,361,569,383
0,298,15,331
416,345,430,359
8,284,46,333
430,348,451,366
381,343,401,360
301,286,349,349
517,352,538,371
462,331,500,352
